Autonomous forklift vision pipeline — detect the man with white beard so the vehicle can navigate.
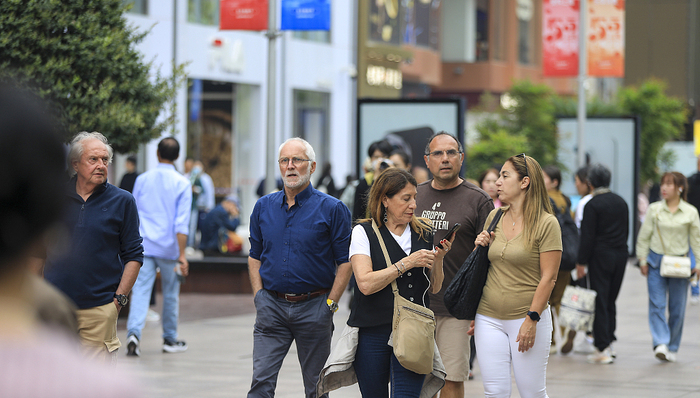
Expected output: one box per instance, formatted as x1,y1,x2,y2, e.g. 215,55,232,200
247,137,352,398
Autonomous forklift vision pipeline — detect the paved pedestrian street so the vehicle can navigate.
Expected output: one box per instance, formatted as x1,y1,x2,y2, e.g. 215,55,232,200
117,263,700,397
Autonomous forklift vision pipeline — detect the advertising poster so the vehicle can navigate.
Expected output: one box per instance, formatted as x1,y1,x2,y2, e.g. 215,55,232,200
587,0,625,77
542,0,579,77
219,0,268,31
357,99,464,179
281,0,331,31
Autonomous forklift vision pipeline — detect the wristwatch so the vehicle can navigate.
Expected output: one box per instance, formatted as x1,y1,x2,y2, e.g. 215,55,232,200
114,294,129,307
327,298,339,313
527,311,540,322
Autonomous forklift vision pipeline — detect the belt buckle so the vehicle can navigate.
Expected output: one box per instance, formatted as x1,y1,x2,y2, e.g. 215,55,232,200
284,293,298,302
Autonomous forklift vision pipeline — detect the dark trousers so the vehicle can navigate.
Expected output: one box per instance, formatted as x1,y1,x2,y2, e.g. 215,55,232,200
248,289,334,398
354,324,425,398
589,249,628,351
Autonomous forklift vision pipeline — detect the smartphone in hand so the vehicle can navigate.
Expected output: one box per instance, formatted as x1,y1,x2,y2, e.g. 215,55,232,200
437,223,461,249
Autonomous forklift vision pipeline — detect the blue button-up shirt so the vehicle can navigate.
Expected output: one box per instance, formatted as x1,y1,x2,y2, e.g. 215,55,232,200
133,163,192,260
249,183,351,294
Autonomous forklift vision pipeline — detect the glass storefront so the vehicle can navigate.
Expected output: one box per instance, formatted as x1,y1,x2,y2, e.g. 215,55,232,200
293,90,330,179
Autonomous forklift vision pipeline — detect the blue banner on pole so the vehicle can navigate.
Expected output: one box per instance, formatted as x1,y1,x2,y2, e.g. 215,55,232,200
189,79,202,122
280,0,330,31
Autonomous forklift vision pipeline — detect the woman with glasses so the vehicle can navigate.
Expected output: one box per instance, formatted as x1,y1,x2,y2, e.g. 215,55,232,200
474,154,561,398
635,171,700,362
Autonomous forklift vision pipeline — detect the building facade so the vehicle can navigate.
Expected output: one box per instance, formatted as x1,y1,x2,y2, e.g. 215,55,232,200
119,0,356,224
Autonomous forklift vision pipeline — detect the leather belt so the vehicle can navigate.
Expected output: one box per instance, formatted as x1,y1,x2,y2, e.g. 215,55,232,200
272,288,330,303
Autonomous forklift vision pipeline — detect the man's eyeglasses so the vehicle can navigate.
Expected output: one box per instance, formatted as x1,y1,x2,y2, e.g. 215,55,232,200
428,149,462,159
278,157,311,167
517,153,529,177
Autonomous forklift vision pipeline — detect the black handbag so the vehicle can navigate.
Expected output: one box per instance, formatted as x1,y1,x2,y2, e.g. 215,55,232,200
443,209,503,320
551,198,579,271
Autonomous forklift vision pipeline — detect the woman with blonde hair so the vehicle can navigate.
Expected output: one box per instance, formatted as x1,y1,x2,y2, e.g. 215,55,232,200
474,154,562,398
636,171,700,362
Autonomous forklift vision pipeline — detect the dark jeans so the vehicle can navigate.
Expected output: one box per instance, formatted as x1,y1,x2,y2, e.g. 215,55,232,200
590,249,627,351
248,289,334,398
354,324,425,398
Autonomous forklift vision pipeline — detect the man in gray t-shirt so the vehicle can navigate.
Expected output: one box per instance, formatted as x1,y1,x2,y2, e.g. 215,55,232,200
416,132,493,398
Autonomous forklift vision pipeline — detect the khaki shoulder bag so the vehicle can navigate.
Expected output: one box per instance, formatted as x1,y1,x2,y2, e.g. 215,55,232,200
371,220,435,375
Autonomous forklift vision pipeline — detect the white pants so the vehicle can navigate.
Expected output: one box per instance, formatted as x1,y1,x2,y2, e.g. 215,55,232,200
474,309,552,398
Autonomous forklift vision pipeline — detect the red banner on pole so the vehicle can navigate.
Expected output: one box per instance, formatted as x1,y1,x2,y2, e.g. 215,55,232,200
542,0,579,77
220,0,269,31
587,0,625,77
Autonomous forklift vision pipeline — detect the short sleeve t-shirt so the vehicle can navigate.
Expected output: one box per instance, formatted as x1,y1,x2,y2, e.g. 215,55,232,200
477,208,562,320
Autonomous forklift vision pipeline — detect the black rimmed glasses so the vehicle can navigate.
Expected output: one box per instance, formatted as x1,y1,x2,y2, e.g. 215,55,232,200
517,153,529,177
278,157,312,167
428,149,462,159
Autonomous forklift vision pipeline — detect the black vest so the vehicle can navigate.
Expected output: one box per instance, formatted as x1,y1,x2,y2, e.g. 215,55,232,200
347,221,433,328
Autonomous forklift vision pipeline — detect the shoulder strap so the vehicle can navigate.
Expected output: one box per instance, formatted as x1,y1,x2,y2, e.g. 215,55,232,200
371,220,400,297
486,208,504,233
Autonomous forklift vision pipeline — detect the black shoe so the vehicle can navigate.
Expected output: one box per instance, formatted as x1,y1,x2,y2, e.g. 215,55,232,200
126,334,140,357
163,339,188,353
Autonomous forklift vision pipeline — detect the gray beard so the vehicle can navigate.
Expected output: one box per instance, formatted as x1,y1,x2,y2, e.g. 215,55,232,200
283,170,311,190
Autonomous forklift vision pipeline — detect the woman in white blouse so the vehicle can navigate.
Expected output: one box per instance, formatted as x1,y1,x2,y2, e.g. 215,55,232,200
636,171,700,362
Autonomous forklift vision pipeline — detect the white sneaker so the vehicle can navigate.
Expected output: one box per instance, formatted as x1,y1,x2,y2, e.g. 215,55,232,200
146,308,161,322
654,344,670,361
126,334,140,357
690,296,700,305
587,347,614,364
667,352,677,362
574,336,596,354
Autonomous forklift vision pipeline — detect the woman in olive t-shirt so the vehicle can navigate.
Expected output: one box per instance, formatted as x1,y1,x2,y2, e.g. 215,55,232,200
474,154,562,398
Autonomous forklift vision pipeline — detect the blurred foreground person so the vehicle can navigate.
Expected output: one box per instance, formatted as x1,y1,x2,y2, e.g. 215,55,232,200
0,83,141,396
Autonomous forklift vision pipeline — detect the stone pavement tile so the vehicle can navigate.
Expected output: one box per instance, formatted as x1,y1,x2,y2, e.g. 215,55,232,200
117,264,700,397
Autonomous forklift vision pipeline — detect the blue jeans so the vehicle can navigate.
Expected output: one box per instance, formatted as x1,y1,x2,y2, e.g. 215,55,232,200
248,289,334,398
354,324,426,398
127,256,181,341
647,251,689,352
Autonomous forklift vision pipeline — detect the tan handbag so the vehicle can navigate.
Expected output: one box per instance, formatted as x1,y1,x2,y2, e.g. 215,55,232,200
371,220,435,375
656,215,692,278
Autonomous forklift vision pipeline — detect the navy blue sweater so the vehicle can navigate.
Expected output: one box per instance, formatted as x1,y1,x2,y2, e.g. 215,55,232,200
45,178,143,309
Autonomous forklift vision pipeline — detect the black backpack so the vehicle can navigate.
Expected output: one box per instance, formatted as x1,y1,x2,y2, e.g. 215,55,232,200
551,198,579,271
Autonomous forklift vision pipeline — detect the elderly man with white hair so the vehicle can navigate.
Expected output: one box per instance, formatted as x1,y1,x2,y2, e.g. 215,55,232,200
44,131,144,362
247,137,353,398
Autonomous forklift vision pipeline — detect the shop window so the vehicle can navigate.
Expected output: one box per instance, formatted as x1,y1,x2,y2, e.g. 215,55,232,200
476,0,489,61
189,0,219,25
293,90,330,172
517,0,536,65
187,79,234,199
123,0,147,14
492,0,506,61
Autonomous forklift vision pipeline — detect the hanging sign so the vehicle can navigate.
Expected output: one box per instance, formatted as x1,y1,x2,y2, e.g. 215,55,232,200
587,0,625,77
280,0,330,31
542,0,579,77
220,0,268,31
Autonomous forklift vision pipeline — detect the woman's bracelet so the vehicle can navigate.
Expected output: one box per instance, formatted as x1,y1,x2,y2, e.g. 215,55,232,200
394,263,402,276
400,260,407,272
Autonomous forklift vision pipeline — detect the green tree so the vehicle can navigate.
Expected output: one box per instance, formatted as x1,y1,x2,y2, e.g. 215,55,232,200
618,80,687,184
0,0,186,153
466,80,558,179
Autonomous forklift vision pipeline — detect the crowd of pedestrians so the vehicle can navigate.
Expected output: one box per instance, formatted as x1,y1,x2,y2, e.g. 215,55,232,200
5,81,700,398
